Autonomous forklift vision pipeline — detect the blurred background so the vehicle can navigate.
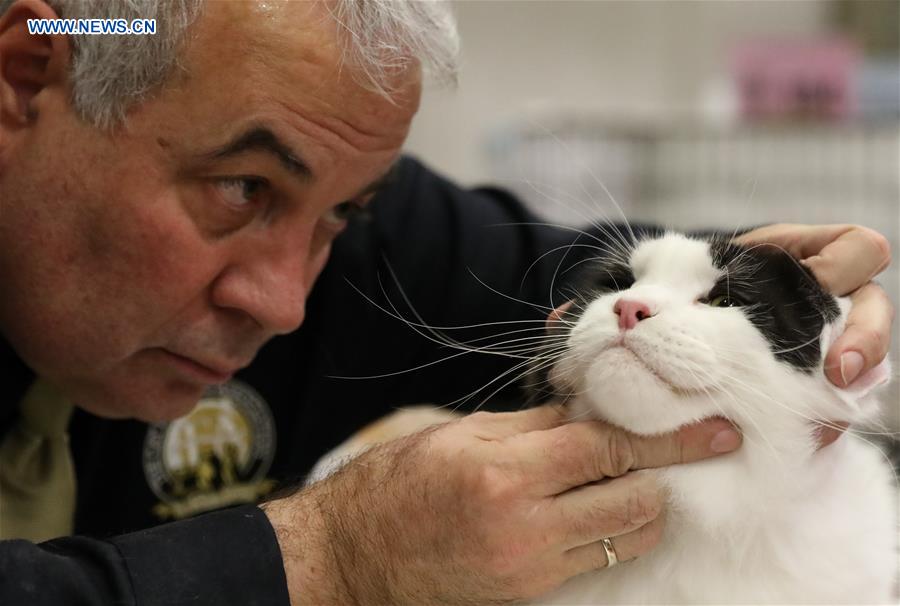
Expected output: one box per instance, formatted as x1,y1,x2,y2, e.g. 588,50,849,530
404,1,900,439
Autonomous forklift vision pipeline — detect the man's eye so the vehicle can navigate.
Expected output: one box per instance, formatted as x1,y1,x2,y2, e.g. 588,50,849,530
323,200,367,225
216,177,267,209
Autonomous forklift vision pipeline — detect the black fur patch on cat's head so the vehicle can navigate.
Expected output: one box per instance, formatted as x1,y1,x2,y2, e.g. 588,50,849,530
706,238,840,372
581,256,636,297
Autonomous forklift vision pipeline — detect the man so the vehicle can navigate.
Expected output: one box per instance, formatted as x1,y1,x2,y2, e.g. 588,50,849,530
0,0,893,604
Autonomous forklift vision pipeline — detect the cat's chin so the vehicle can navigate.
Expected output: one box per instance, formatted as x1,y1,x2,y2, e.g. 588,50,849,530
573,350,722,435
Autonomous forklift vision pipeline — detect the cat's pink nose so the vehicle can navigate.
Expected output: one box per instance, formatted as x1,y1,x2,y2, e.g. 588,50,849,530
613,299,653,330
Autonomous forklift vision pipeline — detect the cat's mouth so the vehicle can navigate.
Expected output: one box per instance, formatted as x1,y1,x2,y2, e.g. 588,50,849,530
610,344,703,397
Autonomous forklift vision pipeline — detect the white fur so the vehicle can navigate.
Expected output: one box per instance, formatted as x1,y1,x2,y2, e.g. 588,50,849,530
540,234,897,604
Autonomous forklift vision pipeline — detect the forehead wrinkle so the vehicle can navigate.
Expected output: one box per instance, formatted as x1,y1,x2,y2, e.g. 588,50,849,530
317,111,411,148
269,97,360,154
261,60,419,156
269,96,408,158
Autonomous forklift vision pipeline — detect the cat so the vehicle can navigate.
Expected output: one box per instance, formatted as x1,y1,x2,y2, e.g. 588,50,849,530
309,229,897,603
536,231,897,604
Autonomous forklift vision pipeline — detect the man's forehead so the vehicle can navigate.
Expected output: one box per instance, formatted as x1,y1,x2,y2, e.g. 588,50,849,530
188,0,338,76
174,0,420,141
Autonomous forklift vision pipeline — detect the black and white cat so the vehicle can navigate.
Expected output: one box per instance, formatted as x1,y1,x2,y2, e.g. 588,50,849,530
310,230,896,603
539,231,896,604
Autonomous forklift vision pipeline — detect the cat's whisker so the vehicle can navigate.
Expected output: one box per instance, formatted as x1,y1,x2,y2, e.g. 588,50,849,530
326,341,570,382
488,220,608,249
687,348,900,440
512,244,621,301
343,277,473,355
495,219,633,270
455,329,564,346
705,365,842,434
327,349,480,381
511,177,637,263
673,359,784,461
465,267,557,315
525,120,636,247
500,178,637,258
347,267,570,363
439,354,566,414
378,265,477,354
564,407,596,422
460,332,562,349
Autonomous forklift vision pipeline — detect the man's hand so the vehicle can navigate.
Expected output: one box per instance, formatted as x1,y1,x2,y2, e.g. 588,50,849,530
735,224,894,448
262,406,741,605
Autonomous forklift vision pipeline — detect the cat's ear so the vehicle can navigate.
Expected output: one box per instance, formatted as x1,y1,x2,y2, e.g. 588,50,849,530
546,301,574,331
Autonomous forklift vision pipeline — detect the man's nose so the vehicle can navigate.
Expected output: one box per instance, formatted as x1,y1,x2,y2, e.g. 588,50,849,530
211,245,322,336
251,265,309,335
613,298,653,331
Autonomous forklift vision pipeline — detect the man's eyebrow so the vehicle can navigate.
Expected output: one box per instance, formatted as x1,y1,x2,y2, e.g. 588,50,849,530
205,127,313,181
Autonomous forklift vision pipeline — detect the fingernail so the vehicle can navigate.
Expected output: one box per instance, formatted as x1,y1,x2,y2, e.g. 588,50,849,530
710,429,741,453
839,351,864,386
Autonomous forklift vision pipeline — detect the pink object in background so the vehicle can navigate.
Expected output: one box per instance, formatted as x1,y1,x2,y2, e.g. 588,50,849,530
733,38,860,121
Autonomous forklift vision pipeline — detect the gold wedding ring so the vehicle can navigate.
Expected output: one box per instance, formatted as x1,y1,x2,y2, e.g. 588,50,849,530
600,537,619,568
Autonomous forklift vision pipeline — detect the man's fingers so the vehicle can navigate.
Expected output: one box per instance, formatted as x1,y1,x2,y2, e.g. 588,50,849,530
512,417,741,493
562,514,665,576
734,223,819,253
461,404,568,440
800,227,891,296
550,470,663,549
734,223,853,259
735,224,891,296
824,283,894,387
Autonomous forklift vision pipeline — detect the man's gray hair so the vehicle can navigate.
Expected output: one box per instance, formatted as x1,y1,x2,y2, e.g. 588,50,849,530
0,0,459,128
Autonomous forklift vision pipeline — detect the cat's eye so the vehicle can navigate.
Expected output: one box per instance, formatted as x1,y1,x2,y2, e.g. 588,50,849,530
707,295,734,308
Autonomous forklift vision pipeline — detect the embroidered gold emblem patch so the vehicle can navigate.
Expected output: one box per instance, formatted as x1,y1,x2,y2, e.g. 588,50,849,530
143,380,277,520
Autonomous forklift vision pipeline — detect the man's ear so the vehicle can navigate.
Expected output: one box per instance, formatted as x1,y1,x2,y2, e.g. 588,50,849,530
0,0,71,126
